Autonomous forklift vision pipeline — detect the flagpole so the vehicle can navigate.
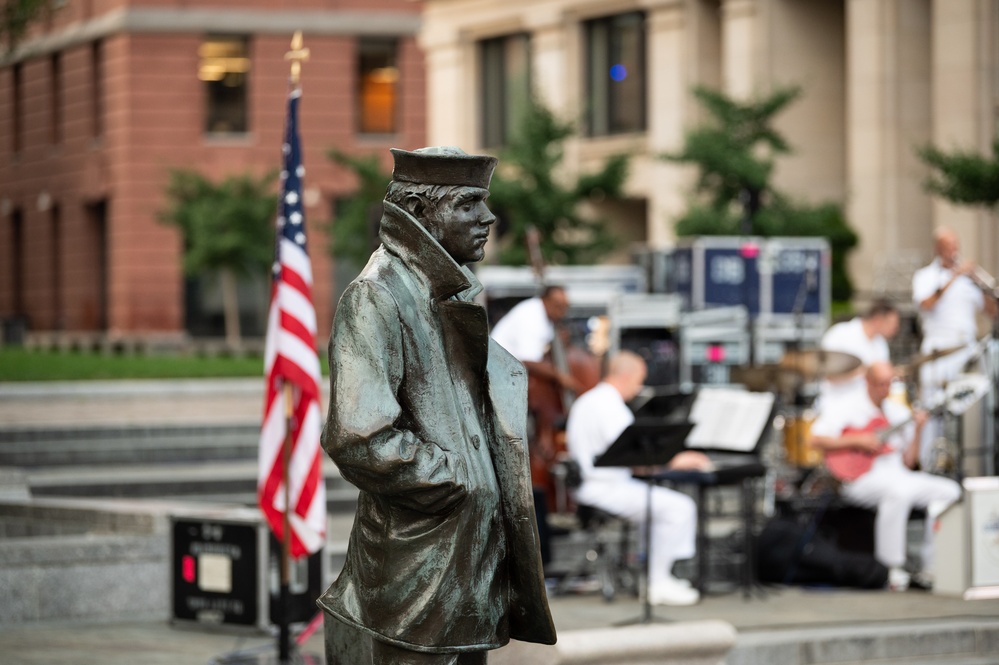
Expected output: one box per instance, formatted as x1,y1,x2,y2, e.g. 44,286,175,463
280,31,309,665
280,381,294,663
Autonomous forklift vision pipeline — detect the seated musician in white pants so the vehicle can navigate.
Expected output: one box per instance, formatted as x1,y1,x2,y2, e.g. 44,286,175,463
809,361,962,590
566,351,708,606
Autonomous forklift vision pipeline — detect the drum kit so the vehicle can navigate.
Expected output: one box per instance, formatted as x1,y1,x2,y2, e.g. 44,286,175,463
733,342,987,477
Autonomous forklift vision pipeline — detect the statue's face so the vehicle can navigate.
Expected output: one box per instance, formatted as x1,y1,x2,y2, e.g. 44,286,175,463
422,187,495,264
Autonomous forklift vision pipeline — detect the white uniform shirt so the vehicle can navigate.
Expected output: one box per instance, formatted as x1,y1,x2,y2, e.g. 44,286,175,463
811,389,913,464
818,317,890,402
821,317,889,366
912,258,984,348
489,297,553,363
566,382,635,494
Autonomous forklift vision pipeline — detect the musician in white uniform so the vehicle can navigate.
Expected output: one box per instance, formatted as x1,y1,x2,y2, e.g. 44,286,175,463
912,227,997,469
491,284,580,568
490,285,581,393
566,351,707,606
810,362,961,590
818,299,899,403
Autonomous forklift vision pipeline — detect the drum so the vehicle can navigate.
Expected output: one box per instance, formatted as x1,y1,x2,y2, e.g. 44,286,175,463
782,411,823,468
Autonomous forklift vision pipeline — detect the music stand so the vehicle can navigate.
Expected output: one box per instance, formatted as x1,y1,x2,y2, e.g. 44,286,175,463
657,388,776,598
594,420,694,624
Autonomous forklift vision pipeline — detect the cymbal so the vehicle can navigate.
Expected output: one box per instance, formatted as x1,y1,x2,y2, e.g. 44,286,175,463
779,349,863,380
730,363,809,394
730,364,783,392
907,344,967,369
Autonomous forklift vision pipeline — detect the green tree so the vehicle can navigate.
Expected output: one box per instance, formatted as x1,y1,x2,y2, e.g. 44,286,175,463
918,139,999,208
325,103,629,268
325,149,390,267
159,169,277,349
1,0,56,54
664,85,858,301
488,99,629,265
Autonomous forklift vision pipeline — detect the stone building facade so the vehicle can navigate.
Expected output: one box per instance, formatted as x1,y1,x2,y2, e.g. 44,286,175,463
0,0,426,341
419,0,999,297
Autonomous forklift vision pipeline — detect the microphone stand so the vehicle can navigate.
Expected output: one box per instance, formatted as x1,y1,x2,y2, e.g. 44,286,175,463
789,266,815,407
991,301,999,476
983,285,999,477
964,262,999,476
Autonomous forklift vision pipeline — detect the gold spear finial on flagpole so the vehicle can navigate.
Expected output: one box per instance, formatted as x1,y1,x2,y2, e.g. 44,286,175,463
285,31,310,86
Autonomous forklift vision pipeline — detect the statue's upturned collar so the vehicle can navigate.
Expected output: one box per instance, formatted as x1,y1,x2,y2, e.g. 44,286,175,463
378,199,483,303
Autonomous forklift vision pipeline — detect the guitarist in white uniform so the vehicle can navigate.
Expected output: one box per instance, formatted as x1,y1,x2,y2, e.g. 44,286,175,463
810,362,961,590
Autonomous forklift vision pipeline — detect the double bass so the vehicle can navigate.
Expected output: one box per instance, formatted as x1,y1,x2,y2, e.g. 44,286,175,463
523,227,601,511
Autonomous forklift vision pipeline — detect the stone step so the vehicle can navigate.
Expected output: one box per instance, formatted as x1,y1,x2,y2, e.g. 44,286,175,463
727,618,999,665
0,501,352,624
146,489,359,514
23,460,356,504
0,423,261,467
867,657,999,665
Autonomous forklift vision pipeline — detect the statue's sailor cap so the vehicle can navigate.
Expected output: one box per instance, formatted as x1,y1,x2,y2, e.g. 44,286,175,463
390,146,498,190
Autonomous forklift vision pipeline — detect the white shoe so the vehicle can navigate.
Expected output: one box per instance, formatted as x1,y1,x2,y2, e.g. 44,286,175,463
910,570,934,591
888,567,910,591
648,578,700,606
668,574,693,588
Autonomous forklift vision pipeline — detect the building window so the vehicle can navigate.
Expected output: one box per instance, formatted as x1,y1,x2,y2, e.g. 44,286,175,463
11,208,24,316
51,203,63,329
51,52,63,145
357,39,398,135
12,63,23,154
91,40,103,139
480,34,531,148
585,12,646,136
199,36,250,134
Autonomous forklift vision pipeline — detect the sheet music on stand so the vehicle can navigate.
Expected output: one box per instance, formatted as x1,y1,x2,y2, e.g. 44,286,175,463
685,388,775,453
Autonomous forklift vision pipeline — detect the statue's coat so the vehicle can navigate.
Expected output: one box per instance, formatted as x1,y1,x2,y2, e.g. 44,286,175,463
317,200,556,653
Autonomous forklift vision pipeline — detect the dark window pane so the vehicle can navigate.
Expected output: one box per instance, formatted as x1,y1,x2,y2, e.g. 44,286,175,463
12,63,22,153
480,34,531,147
358,39,399,135
586,12,646,136
51,53,62,145
200,36,249,134
92,40,103,139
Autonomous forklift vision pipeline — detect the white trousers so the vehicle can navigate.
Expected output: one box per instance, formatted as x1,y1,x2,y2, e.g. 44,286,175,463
576,478,697,589
840,454,961,569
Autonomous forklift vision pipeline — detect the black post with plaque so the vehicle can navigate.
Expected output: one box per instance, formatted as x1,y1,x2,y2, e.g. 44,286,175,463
170,510,327,635
172,512,269,631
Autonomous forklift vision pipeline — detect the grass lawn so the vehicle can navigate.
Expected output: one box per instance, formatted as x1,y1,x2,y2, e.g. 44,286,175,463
0,347,275,381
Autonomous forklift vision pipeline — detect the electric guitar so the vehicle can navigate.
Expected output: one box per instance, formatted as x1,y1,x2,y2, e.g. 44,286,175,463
824,388,974,482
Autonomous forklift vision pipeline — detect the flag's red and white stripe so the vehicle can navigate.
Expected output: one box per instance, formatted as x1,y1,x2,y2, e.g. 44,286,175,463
258,89,326,558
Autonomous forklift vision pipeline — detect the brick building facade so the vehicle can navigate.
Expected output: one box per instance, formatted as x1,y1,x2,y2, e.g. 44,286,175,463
0,0,426,343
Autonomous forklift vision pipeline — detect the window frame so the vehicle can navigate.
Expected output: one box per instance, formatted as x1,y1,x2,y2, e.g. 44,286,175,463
356,37,400,136
200,34,251,136
91,40,103,140
584,11,648,137
12,62,23,154
479,32,532,149
51,52,63,145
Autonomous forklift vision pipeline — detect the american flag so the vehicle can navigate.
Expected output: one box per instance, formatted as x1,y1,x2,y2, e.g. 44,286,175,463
258,87,326,557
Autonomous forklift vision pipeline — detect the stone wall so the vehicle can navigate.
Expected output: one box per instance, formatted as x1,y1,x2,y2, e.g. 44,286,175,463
0,532,169,623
